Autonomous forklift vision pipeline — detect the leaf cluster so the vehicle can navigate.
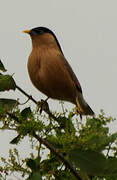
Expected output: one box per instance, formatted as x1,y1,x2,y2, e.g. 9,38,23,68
0,60,117,180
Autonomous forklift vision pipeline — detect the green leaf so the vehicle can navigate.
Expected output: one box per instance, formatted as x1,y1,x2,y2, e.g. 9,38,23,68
28,172,42,180
86,132,117,151
21,107,32,118
0,60,7,72
27,158,39,171
105,157,117,175
70,148,117,177
27,159,37,171
108,132,117,143
10,134,21,144
0,74,16,91
0,98,18,112
86,134,109,151
27,159,42,179
70,148,107,176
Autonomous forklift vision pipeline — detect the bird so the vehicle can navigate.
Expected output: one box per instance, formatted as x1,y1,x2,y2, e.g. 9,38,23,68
23,27,94,117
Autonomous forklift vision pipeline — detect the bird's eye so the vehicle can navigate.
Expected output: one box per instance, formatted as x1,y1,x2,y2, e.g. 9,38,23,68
39,30,44,35
30,29,44,35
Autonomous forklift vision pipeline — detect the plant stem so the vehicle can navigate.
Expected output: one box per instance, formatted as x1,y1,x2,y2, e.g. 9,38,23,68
33,132,82,180
15,85,82,180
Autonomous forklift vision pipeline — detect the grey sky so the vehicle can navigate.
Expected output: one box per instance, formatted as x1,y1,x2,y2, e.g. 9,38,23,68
0,0,117,178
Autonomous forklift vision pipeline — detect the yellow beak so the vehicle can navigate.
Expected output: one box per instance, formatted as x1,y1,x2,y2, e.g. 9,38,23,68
23,30,30,34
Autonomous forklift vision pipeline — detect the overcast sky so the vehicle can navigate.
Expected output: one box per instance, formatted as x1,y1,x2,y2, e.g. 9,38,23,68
0,0,117,178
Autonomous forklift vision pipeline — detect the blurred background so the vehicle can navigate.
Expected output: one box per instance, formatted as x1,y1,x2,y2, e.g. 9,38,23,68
0,0,117,179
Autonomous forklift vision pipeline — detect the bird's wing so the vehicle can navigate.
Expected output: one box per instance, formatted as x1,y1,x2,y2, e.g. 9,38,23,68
60,55,82,94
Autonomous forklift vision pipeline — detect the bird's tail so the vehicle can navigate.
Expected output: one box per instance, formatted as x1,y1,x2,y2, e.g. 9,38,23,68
76,93,94,116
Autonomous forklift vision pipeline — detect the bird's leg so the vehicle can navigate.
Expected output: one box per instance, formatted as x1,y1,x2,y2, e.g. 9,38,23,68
76,97,82,120
75,107,82,120
79,114,82,120
37,97,50,114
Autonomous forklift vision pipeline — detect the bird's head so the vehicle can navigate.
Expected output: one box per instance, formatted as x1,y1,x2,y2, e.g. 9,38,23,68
23,27,54,36
23,27,63,54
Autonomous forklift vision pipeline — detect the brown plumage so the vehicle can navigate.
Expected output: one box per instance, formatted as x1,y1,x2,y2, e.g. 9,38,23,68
23,27,94,116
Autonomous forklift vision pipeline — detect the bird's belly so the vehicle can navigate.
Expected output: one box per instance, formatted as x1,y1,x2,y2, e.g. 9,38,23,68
27,52,76,104
36,69,76,104
28,68,75,104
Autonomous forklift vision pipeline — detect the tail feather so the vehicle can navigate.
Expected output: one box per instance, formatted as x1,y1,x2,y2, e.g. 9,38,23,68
76,93,94,116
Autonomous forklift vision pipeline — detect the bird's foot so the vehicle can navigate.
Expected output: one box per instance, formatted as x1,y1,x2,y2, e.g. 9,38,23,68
75,107,82,120
37,97,50,114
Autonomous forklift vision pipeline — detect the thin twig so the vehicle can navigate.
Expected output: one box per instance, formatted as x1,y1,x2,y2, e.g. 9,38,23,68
7,112,82,180
15,85,82,180
16,85,57,119
16,85,37,104
7,112,20,122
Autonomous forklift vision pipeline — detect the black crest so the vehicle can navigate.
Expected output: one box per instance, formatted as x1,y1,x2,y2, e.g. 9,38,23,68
30,27,64,55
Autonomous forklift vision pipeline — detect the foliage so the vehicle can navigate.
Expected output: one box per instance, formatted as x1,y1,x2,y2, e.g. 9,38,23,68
0,60,117,180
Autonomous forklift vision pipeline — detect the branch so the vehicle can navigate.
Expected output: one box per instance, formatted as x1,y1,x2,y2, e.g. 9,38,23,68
16,85,56,119
7,109,82,180
16,85,38,104
33,132,82,180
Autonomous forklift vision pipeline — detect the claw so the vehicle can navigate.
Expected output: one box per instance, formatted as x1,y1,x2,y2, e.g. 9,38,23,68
37,97,50,114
